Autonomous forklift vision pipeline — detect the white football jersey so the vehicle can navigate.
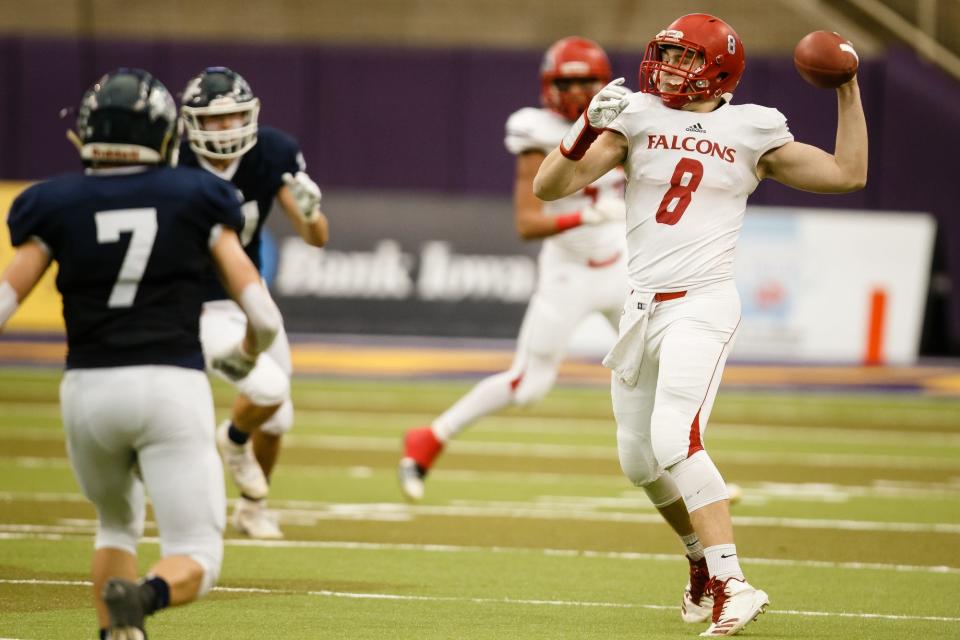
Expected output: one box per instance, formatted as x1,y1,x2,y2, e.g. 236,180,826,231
607,93,793,291
505,107,625,263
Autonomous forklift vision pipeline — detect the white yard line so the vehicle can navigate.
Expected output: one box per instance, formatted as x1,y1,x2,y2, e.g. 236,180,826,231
3,429,959,470
1,531,957,575
2,490,959,533
4,404,960,447
7,463,960,501
0,578,957,623
277,434,960,470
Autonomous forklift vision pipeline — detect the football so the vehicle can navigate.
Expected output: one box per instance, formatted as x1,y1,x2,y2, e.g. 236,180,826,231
793,31,859,89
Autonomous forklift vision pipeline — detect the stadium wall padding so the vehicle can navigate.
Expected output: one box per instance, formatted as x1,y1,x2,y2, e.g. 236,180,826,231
0,37,957,351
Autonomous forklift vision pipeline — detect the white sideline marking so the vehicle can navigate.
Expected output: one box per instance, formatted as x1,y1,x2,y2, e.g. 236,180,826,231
1,578,957,623
1,530,957,575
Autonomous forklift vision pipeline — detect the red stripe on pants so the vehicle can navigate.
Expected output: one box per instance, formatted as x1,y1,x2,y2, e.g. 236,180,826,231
688,409,703,457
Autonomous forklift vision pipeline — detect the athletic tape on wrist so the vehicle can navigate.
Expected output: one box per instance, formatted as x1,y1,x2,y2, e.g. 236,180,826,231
0,281,19,327
554,212,583,232
238,283,282,353
559,112,601,161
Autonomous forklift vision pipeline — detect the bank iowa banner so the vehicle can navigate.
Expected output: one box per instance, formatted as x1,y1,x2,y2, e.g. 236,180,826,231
0,181,64,333
268,189,538,338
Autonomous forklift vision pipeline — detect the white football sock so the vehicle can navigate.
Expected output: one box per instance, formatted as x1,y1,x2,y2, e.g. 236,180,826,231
431,370,516,441
705,543,744,581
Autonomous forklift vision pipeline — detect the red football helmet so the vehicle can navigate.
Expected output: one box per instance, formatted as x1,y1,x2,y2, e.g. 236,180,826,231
638,14,745,109
540,37,612,121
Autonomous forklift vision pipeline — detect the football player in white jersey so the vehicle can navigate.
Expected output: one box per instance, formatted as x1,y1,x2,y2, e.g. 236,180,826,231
398,37,629,496
0,69,282,639
534,14,867,637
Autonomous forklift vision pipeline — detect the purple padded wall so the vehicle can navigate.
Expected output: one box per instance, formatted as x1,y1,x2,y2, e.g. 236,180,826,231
1,37,957,350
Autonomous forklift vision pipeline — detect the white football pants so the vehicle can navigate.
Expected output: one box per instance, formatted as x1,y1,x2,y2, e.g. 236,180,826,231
612,280,740,492
201,298,293,435
433,247,627,441
60,366,225,595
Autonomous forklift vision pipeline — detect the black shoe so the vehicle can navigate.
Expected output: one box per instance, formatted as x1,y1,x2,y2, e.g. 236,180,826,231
102,578,147,640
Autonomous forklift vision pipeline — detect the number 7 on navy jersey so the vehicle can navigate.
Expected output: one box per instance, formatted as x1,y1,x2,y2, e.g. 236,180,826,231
94,208,158,308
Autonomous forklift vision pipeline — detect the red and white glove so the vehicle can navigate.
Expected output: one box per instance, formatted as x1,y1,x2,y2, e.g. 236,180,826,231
282,171,322,222
581,196,626,224
587,78,631,128
560,78,630,160
554,195,626,231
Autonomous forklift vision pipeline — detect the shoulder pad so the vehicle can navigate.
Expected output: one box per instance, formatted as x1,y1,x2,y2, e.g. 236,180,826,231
734,104,789,131
505,107,561,155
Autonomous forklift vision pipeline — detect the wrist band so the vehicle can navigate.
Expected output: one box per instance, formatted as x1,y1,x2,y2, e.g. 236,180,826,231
554,212,583,232
559,112,601,161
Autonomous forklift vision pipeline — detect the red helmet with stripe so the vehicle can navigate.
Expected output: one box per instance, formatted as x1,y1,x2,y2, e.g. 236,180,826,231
639,14,745,109
540,37,612,121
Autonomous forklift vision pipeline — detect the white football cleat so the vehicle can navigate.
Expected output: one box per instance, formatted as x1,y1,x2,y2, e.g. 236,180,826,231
682,555,713,623
216,421,268,500
397,457,426,502
232,499,283,539
699,577,769,636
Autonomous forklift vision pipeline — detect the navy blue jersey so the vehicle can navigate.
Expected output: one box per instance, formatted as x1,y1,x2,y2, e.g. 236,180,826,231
179,126,303,300
7,166,244,370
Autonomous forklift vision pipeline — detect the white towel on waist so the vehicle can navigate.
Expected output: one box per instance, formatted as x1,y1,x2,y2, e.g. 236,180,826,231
602,291,655,387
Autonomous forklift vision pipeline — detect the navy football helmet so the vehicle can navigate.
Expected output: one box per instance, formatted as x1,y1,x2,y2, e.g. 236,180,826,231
74,68,178,165
180,67,260,160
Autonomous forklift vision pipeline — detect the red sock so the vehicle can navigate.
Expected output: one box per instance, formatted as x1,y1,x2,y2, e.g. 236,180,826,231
404,427,444,469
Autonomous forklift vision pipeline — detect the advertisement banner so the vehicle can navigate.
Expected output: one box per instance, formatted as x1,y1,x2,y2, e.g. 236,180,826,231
270,195,936,364
269,189,538,338
735,207,936,364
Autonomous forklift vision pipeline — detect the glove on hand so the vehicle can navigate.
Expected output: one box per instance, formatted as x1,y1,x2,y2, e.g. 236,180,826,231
282,171,322,222
581,196,626,225
211,342,258,381
586,78,630,128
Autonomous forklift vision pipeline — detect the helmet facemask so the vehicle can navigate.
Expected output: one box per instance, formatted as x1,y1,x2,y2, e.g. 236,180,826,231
640,40,717,109
181,97,259,161
638,15,745,110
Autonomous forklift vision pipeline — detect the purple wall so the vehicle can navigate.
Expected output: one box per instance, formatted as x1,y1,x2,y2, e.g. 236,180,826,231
1,37,957,351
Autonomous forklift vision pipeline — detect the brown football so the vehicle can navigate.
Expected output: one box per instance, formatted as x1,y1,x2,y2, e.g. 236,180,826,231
793,31,859,89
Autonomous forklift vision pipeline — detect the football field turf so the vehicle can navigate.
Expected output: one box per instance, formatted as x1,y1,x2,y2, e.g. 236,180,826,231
0,366,958,639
